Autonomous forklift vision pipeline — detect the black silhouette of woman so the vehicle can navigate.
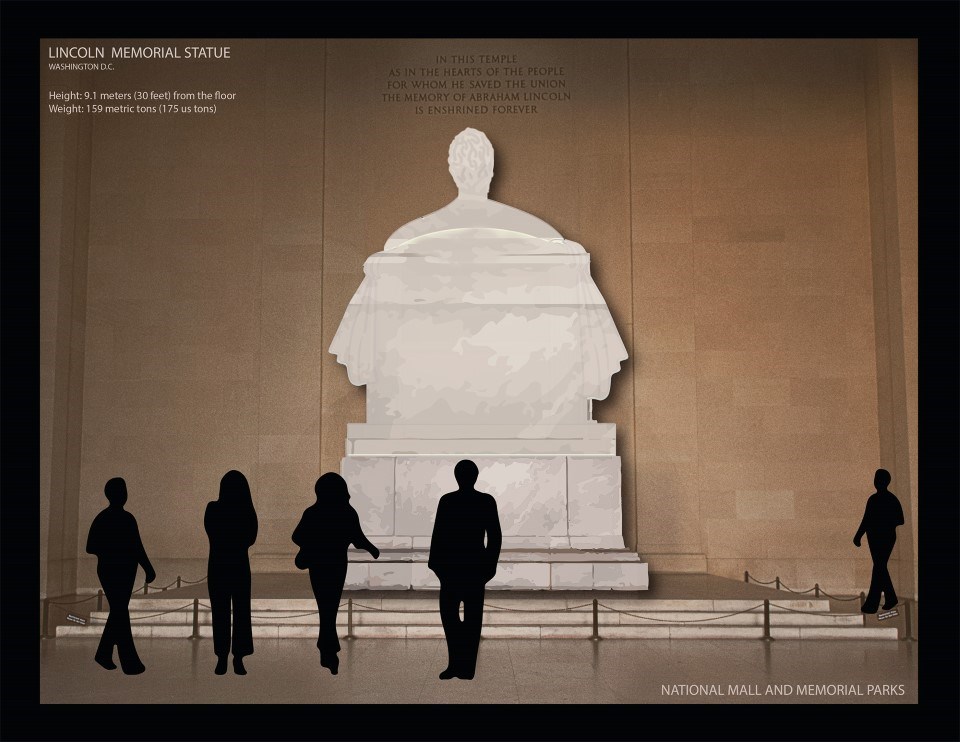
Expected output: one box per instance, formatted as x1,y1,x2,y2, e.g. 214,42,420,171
854,468,904,613
85,477,156,674
205,470,258,675
292,473,380,675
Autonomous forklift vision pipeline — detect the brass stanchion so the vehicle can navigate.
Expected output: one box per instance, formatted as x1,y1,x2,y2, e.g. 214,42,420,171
901,599,916,642
762,600,773,641
592,599,600,641
190,598,200,640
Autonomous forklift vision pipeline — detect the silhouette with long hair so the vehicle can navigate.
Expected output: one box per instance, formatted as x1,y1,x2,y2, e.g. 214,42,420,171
205,470,258,675
428,460,502,680
854,468,905,613
292,473,380,675
85,477,156,674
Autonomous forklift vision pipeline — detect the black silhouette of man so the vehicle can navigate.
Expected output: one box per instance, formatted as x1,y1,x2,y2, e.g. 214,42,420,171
85,477,156,674
292,473,380,675
428,460,502,680
854,468,905,613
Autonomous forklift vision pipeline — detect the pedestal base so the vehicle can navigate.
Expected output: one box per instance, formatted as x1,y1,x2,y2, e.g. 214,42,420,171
337,549,648,590
342,453,625,550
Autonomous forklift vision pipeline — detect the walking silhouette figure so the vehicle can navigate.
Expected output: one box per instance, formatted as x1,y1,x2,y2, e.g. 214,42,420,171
854,469,905,613
428,460,502,680
85,477,155,674
292,473,380,675
205,470,258,675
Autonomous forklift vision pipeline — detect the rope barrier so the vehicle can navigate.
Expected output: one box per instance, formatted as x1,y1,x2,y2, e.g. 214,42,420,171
349,602,437,613
46,569,894,640
149,578,180,591
745,572,864,601
778,584,819,595
598,602,766,624
816,590,862,602
87,603,197,622
47,595,98,606
768,602,854,617
52,592,902,641
484,602,594,613
130,603,197,620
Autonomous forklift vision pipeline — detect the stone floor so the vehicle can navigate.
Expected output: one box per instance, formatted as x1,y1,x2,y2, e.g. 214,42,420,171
40,637,917,704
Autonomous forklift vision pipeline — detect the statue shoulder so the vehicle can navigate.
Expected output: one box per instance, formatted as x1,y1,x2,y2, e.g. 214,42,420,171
384,202,460,250
384,198,571,251
484,200,563,239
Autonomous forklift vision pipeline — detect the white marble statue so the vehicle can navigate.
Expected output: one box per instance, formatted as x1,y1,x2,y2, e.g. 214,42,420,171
326,129,646,589
330,128,628,426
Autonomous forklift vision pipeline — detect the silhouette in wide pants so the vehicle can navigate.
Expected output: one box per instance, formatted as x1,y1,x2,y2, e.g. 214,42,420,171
205,470,258,675
85,477,156,674
428,460,502,680
854,468,905,613
292,473,380,675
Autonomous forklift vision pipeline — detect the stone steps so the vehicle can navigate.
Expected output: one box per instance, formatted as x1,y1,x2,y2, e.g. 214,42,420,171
54,596,897,640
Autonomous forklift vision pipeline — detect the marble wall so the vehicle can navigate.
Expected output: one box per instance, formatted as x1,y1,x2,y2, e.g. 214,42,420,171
39,39,917,596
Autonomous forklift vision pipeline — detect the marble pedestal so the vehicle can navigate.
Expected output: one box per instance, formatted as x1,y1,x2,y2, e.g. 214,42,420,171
339,425,649,590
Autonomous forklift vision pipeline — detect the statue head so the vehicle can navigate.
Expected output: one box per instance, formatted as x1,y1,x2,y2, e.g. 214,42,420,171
448,128,494,198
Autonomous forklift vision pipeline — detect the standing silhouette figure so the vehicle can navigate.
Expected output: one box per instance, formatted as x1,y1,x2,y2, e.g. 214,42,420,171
854,469,905,613
205,470,258,675
428,460,502,680
85,477,156,674
292,473,380,675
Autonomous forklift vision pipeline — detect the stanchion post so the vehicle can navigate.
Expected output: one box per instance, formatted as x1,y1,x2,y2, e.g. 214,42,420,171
347,598,354,640
191,598,200,640
762,600,773,641
143,583,149,595
176,576,182,589
592,598,599,641
744,571,749,583
901,599,915,642
97,589,104,612
42,598,50,639
775,576,780,590
814,583,820,598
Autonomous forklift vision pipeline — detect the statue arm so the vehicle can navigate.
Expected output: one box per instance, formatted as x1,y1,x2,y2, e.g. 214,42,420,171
329,276,377,387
